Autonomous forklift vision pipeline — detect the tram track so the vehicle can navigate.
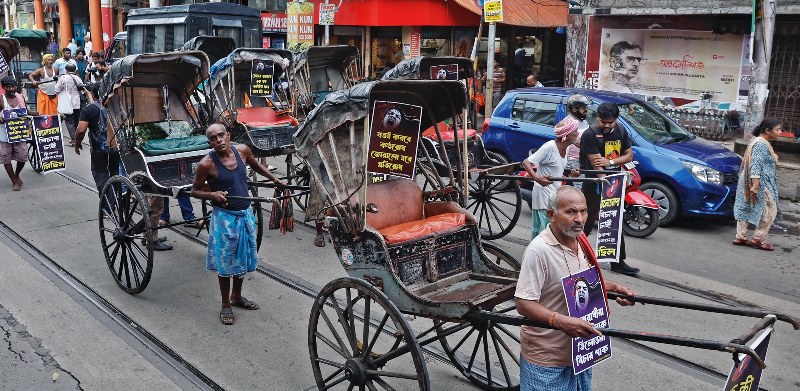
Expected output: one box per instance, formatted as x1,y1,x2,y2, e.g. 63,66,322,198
0,219,224,391
51,167,770,389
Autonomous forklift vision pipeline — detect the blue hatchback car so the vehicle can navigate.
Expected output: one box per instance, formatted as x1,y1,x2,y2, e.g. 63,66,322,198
482,88,742,225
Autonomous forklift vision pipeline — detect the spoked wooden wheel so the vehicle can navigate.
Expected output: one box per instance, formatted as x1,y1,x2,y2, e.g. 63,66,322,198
481,241,521,273
286,154,310,212
98,176,154,294
468,177,521,240
309,278,430,390
27,141,42,173
200,184,263,250
434,304,521,391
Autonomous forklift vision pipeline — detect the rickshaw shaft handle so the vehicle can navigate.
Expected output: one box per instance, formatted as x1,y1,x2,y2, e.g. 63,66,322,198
606,292,800,330
247,181,309,191
477,311,767,368
731,316,776,346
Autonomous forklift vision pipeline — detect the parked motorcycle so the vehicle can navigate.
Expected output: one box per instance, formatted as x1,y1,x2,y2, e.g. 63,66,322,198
518,160,659,238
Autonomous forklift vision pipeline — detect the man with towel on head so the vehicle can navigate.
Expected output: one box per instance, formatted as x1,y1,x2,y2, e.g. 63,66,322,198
191,123,285,325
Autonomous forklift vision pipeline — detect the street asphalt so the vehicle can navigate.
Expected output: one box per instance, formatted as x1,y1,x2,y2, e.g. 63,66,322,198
0,141,798,390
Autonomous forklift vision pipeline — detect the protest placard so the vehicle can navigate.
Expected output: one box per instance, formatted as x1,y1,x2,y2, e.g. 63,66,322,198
2,108,32,143
366,101,422,179
724,323,773,391
250,60,274,97
32,115,65,174
596,172,626,262
561,266,612,374
430,64,459,80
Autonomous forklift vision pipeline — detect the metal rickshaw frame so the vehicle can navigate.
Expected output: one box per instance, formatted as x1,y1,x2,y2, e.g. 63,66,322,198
382,56,522,240
295,79,799,391
96,51,233,294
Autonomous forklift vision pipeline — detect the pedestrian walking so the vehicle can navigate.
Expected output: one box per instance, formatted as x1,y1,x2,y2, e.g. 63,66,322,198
0,77,28,191
53,48,76,76
515,186,636,391
191,123,285,325
28,54,59,115
490,61,506,111
521,116,580,239
733,118,782,251
514,42,527,88
54,63,85,147
74,49,90,81
579,102,640,275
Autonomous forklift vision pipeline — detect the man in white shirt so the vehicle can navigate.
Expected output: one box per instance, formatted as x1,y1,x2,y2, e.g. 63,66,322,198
522,116,580,239
53,48,77,75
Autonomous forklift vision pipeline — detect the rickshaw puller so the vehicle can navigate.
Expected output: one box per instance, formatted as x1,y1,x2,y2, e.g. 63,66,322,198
191,124,285,325
0,76,28,191
516,186,636,391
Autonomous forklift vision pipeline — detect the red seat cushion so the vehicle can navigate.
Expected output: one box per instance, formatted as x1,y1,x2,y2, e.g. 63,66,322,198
422,122,478,141
237,107,299,127
379,213,466,244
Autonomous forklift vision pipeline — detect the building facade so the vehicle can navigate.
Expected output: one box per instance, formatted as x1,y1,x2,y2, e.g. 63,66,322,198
566,0,800,140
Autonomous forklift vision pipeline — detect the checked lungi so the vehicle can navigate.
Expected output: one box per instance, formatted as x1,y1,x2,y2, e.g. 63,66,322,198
206,207,259,278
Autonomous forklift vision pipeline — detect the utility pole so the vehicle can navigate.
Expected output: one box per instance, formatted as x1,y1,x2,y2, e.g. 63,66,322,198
324,0,330,46
744,0,776,140
485,22,496,115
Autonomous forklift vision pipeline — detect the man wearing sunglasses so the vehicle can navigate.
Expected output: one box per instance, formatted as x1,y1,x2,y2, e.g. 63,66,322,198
600,41,645,93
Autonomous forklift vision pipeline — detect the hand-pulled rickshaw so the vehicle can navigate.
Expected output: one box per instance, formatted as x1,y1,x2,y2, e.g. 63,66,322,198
294,79,800,390
207,48,299,158
382,56,521,239
288,45,362,212
95,51,260,294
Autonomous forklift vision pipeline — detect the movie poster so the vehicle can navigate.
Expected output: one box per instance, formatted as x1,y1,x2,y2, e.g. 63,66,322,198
561,267,612,374
367,101,423,179
596,29,744,102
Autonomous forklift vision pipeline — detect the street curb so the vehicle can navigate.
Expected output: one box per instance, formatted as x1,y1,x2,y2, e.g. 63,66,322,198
781,210,800,224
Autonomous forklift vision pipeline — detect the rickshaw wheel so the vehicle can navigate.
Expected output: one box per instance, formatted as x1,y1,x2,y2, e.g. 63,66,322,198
199,184,263,251
309,278,430,391
434,304,521,391
98,176,154,295
481,242,521,273
27,141,43,173
286,154,310,212
468,177,521,240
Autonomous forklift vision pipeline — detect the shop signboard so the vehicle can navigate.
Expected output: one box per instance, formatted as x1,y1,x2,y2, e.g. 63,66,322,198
484,0,503,23
367,101,423,179
410,27,421,58
594,29,744,102
319,4,335,26
287,1,315,52
261,12,287,33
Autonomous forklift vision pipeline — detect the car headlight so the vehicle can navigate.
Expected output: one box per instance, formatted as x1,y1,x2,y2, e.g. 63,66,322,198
682,161,722,185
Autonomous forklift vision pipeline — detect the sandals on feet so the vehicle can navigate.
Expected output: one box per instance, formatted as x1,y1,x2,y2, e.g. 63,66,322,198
231,296,259,310
750,239,774,251
732,238,751,246
220,307,235,325
184,220,204,229
314,233,326,247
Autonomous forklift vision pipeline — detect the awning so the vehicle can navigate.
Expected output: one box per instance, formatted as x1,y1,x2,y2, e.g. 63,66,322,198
126,16,187,26
212,18,243,28
451,0,567,27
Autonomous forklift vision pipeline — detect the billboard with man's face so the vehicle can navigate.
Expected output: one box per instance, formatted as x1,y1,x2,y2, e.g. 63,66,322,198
595,29,745,102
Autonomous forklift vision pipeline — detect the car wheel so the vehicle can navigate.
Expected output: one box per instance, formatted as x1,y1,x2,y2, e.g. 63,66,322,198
639,182,679,226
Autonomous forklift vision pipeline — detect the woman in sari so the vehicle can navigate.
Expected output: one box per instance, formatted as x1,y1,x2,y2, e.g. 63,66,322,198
732,118,782,251
28,54,59,115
